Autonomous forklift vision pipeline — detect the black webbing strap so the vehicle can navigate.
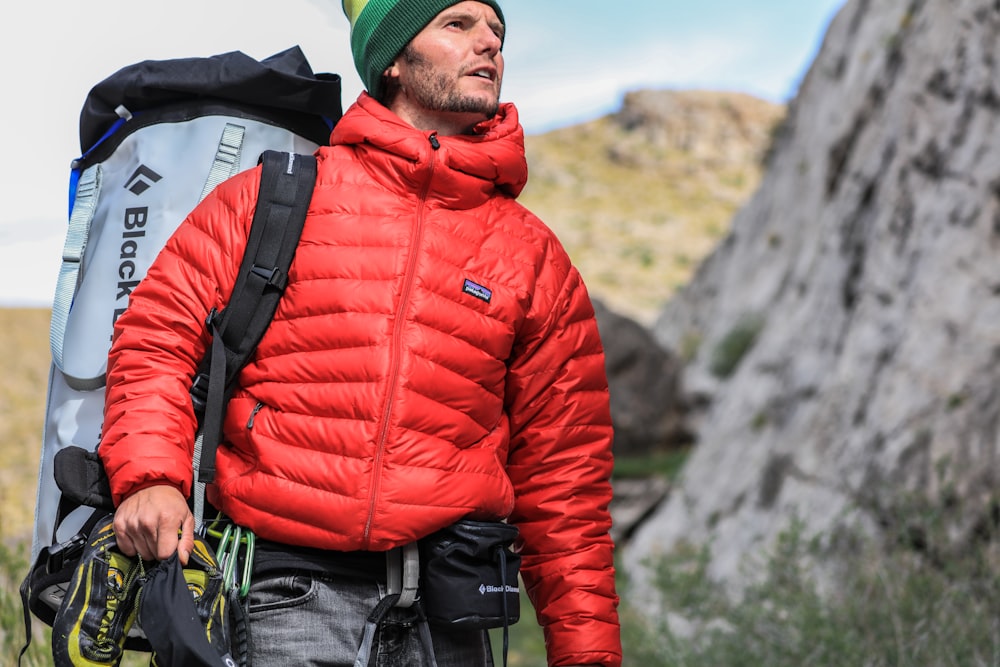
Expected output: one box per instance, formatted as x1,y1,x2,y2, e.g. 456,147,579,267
499,548,511,667
352,594,440,667
193,150,316,485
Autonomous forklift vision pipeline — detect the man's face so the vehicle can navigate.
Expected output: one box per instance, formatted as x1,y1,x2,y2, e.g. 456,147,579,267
385,1,505,133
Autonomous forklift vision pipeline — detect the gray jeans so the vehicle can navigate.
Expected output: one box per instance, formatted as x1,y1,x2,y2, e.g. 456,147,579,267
245,572,493,667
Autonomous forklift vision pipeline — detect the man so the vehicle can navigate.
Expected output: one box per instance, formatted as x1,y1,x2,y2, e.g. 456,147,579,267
101,1,622,665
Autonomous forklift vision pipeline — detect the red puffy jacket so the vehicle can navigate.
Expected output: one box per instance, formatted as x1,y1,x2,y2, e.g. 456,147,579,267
102,93,620,666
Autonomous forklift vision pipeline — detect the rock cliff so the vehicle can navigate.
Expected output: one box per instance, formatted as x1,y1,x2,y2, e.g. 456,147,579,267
628,0,1000,585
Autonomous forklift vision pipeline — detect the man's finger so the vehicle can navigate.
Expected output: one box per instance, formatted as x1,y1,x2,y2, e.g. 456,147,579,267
113,521,138,557
155,516,184,562
177,513,196,566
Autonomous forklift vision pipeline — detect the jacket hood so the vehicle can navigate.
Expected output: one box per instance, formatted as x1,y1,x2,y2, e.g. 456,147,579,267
330,93,529,202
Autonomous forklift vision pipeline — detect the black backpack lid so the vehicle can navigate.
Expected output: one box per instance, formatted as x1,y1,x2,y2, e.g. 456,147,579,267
78,45,343,152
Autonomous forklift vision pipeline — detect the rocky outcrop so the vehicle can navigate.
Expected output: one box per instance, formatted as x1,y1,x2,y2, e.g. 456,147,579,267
612,89,783,171
627,0,1000,586
520,91,784,325
593,299,691,456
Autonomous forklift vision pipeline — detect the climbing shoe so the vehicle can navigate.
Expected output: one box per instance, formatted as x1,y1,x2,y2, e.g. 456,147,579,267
51,514,146,666
184,533,230,660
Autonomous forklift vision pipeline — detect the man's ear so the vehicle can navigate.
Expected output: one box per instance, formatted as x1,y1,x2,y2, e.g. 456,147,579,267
378,61,402,105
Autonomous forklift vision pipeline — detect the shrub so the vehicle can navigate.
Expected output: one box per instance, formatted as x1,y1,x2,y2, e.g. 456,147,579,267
709,314,765,378
620,510,1000,666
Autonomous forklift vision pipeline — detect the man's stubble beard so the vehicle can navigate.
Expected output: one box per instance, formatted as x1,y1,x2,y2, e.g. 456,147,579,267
401,44,501,119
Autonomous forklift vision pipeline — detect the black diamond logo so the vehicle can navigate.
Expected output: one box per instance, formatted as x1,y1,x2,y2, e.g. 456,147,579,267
124,165,163,195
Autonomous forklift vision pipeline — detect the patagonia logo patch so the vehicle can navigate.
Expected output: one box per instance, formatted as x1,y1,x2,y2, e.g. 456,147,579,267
463,279,493,303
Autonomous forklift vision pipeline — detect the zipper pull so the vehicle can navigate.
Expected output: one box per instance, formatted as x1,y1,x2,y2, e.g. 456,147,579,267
429,133,441,150
247,402,264,429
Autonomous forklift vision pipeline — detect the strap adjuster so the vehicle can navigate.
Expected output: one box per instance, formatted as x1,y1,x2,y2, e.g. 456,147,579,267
250,265,288,291
190,373,209,414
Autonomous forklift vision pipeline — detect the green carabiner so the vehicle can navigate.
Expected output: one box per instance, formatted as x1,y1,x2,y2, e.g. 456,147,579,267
239,531,256,599
206,519,256,598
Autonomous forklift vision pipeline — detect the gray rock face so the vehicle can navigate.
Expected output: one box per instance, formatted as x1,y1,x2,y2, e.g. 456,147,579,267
627,0,1000,585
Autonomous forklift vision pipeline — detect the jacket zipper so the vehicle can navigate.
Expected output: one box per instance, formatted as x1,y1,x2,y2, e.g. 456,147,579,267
363,133,440,544
247,401,264,429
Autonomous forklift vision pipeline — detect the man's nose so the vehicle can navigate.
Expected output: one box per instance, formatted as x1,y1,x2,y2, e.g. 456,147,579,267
474,23,502,54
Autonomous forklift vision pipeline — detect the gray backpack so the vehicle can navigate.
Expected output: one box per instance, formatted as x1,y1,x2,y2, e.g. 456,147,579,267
20,46,341,653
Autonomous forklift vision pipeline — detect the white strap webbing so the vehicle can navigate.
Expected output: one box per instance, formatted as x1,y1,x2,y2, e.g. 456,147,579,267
192,430,206,531
191,122,248,530
199,123,247,202
50,164,102,376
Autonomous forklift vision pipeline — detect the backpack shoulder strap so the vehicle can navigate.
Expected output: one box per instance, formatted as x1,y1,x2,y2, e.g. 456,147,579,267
197,150,318,397
191,150,317,526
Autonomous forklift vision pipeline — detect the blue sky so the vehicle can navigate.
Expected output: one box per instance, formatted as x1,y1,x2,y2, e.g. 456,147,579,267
500,0,846,130
0,0,845,306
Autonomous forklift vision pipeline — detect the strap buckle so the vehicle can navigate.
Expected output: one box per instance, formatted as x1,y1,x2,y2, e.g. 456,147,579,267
250,264,288,291
385,543,419,608
45,532,88,575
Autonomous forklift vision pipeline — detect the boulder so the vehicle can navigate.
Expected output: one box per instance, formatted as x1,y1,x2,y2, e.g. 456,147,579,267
593,299,691,457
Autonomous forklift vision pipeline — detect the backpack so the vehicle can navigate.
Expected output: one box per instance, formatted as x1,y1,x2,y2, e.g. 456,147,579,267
19,45,340,653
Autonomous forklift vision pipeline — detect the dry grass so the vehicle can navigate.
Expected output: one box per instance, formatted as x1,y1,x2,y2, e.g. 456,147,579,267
522,90,784,325
0,308,50,544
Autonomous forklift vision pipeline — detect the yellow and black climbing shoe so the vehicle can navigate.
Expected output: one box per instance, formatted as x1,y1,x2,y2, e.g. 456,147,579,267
51,514,146,667
184,534,230,660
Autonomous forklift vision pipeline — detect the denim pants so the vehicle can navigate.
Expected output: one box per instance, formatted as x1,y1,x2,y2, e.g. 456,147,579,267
245,571,494,666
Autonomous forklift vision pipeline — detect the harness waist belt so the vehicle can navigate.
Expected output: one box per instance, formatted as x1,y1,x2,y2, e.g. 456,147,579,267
252,539,387,580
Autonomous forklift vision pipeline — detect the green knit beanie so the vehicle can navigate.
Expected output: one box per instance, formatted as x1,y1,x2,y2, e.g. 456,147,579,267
342,0,505,100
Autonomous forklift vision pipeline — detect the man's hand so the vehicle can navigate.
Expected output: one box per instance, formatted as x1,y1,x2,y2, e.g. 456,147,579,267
113,485,194,565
